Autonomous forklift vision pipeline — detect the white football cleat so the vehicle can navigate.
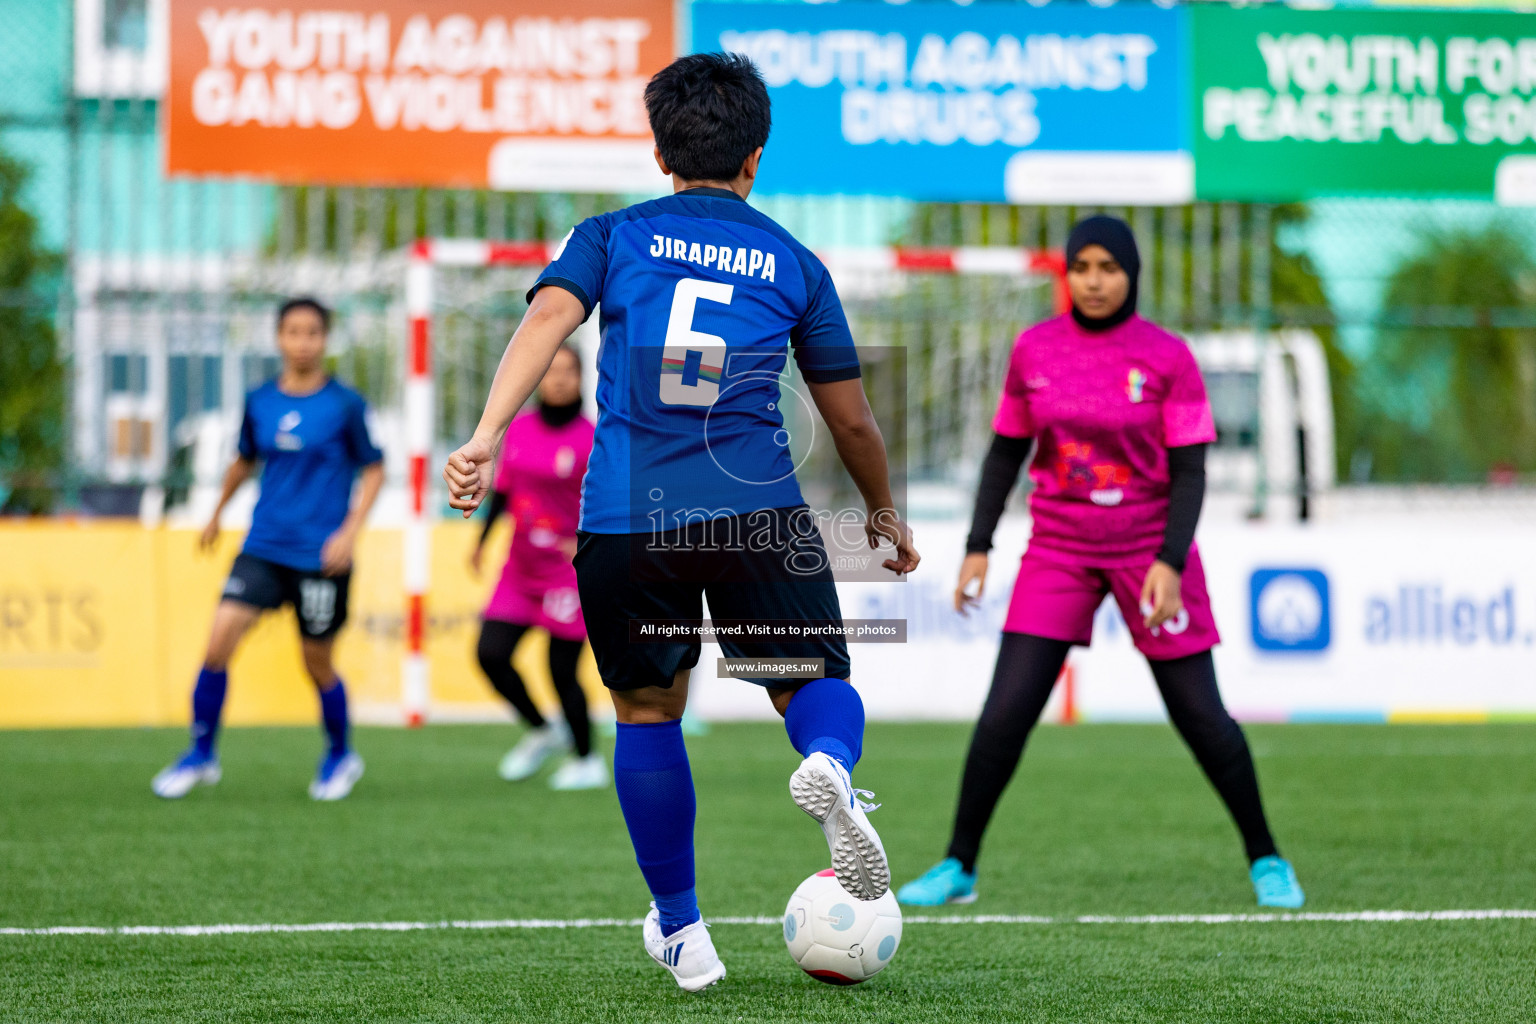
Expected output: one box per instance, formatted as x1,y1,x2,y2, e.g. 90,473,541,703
548,754,609,791
497,722,568,781
308,751,365,801
790,751,890,900
151,751,221,799
643,906,726,992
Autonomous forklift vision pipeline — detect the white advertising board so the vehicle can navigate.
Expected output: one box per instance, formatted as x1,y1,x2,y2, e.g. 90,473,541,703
689,517,1536,723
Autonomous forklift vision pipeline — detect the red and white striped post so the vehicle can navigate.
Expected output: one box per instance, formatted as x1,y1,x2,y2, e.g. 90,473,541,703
403,240,434,727
815,246,1068,313
399,239,1062,724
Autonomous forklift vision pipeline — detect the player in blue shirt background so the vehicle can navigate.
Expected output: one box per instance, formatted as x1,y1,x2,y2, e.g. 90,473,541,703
444,53,919,991
152,297,385,803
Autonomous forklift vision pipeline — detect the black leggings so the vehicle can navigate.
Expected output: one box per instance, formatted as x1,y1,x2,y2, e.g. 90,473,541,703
476,620,591,758
946,632,1278,873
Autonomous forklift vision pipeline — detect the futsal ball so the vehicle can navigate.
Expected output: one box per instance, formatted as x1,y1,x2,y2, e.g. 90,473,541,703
783,869,903,985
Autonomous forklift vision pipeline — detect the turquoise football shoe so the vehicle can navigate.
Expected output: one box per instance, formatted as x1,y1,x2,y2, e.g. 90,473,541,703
1250,855,1305,909
896,857,978,907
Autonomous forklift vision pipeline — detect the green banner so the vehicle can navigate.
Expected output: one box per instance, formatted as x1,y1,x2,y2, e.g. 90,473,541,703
1193,6,1536,201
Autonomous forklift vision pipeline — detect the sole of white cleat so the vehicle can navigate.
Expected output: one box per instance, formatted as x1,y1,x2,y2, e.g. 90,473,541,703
497,724,568,781
151,761,222,800
790,753,890,901
643,910,726,992
309,754,364,801
548,755,610,791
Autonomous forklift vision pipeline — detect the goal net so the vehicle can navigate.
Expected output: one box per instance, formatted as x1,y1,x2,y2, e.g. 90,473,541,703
390,241,1062,725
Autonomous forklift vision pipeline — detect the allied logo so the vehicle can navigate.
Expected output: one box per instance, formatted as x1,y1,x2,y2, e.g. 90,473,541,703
1126,368,1147,403
1250,568,1331,652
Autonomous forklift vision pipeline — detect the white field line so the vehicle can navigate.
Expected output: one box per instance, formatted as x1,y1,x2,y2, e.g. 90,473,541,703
2,909,1534,937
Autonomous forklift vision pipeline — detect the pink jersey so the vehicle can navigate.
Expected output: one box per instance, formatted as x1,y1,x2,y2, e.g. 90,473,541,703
492,410,595,589
992,313,1216,568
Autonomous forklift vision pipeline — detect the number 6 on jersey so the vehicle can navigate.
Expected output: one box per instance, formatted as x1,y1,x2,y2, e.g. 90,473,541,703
660,278,733,407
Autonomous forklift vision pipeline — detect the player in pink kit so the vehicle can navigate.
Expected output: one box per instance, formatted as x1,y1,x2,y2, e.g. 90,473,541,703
898,216,1304,909
471,344,604,790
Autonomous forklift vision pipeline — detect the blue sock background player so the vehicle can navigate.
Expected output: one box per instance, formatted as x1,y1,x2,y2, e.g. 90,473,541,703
152,297,385,803
444,53,920,991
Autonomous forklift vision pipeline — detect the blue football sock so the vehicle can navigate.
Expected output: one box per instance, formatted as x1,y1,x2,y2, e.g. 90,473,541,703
614,719,698,935
318,679,349,757
190,667,228,759
784,677,865,774
653,888,699,935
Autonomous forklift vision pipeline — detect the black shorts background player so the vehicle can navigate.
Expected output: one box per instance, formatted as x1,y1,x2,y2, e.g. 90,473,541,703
152,297,383,803
443,53,919,991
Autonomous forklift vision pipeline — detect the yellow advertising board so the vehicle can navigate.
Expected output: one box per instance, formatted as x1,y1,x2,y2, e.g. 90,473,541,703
0,521,607,729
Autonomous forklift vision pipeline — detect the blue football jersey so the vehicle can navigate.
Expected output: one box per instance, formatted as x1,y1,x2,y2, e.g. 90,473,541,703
238,379,384,571
528,187,861,534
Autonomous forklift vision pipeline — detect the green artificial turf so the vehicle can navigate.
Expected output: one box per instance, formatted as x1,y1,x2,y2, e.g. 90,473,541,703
2,722,1533,1022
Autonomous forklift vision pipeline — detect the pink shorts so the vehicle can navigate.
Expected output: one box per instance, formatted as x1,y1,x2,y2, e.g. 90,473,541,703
1002,546,1220,660
484,566,586,643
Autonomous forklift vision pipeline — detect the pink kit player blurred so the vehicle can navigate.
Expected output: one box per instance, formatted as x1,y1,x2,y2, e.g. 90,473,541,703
470,344,605,790
990,287,1222,659
897,216,1305,911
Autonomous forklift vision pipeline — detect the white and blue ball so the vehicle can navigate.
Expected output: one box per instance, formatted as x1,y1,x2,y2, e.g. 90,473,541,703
783,869,902,985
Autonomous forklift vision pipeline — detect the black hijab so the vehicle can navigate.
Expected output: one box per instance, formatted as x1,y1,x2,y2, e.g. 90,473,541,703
1066,215,1140,333
538,397,583,427
537,345,583,427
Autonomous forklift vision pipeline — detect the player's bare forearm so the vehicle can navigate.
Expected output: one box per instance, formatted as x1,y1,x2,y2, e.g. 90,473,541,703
340,462,385,536
807,377,920,573
473,288,586,446
831,422,896,513
806,378,895,512
200,458,255,550
213,458,255,519
445,287,585,516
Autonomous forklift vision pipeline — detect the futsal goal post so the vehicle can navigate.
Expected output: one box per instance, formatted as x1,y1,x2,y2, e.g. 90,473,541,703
401,238,1066,726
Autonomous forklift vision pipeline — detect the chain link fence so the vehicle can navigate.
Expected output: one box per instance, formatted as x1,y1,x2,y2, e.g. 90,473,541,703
6,1,1536,518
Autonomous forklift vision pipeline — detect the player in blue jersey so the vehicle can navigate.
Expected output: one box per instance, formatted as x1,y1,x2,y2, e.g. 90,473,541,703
152,297,384,803
444,53,919,991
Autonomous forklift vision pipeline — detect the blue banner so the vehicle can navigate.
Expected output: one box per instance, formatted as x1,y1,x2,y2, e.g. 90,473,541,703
692,1,1191,203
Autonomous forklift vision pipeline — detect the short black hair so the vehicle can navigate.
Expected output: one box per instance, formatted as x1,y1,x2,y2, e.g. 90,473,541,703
645,52,770,182
278,296,331,333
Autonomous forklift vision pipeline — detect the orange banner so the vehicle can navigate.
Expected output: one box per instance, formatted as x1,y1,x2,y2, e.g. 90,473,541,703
165,0,675,190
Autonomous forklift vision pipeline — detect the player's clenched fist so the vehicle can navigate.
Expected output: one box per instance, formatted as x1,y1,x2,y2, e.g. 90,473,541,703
865,507,920,576
444,435,496,517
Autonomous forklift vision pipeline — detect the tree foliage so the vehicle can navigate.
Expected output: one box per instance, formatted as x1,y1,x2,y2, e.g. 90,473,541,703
0,148,64,514
1361,226,1536,483
1268,204,1359,482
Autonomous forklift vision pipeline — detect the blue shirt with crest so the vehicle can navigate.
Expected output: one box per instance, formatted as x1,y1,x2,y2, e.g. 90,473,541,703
528,187,861,535
237,378,384,571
